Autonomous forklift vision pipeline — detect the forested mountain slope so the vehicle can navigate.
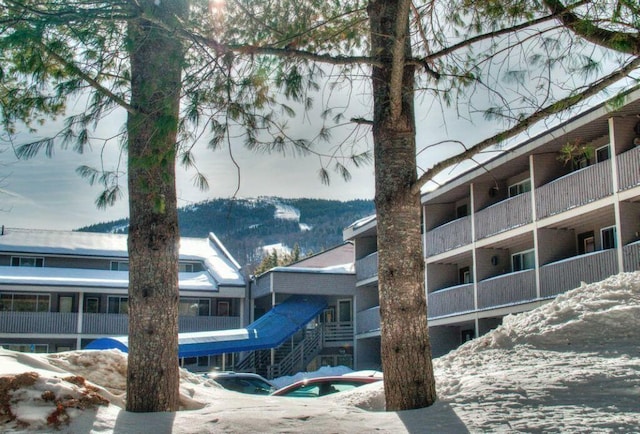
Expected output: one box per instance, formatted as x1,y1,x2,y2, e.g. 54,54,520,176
78,197,374,268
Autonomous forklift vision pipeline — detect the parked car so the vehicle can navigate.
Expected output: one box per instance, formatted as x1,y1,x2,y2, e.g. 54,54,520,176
206,372,276,395
271,375,382,397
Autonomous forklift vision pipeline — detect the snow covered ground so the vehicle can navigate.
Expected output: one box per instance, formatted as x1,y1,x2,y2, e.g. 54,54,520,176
1,272,639,433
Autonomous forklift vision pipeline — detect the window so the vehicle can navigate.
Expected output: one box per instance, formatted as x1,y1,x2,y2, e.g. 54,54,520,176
110,261,129,271
0,293,50,312
456,204,468,218
512,250,535,272
2,344,48,353
578,231,595,254
85,297,100,313
11,256,44,267
178,262,195,272
572,154,589,170
459,267,472,284
107,296,128,314
595,145,610,162
179,298,210,316
337,299,352,323
217,301,230,317
601,226,617,250
508,179,531,198
59,296,73,313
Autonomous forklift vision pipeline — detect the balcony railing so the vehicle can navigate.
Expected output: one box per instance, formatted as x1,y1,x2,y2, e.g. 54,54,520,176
0,312,78,334
427,283,474,319
355,252,378,282
536,162,613,219
539,249,618,298
623,241,640,272
475,193,532,240
323,321,353,344
356,306,380,335
425,216,472,257
1,312,241,336
477,269,536,310
617,146,640,191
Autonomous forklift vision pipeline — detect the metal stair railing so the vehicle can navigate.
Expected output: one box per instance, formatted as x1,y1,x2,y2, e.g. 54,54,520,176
268,325,323,379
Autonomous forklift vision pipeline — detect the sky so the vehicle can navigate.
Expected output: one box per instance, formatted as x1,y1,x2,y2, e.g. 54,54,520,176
1,271,639,433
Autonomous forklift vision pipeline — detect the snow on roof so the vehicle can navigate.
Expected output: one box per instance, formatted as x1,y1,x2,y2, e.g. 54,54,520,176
0,266,219,291
0,228,244,287
270,262,355,274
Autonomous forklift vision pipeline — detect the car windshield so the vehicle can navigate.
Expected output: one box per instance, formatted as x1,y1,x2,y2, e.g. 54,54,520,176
279,381,364,397
215,376,275,395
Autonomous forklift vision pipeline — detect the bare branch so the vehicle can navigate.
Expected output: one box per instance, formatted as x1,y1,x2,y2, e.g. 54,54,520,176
412,56,640,194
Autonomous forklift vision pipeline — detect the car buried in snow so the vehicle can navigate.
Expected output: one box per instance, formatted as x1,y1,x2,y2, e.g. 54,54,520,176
270,375,382,398
206,372,277,395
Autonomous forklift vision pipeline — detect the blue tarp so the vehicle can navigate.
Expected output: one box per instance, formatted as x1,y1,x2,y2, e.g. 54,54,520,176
85,295,327,357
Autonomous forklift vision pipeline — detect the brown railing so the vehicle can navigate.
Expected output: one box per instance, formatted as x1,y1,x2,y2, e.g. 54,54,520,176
355,252,378,282
425,216,472,257
477,269,536,309
356,306,380,335
539,249,618,298
1,312,240,335
536,162,613,219
0,312,77,334
617,146,640,191
623,241,640,272
427,284,474,319
323,321,354,344
475,194,532,240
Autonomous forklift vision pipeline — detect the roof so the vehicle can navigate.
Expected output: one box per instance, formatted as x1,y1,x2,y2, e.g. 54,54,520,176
86,294,328,356
0,228,245,288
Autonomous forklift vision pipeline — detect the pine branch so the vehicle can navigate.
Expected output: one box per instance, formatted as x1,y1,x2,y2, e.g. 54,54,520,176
412,55,640,194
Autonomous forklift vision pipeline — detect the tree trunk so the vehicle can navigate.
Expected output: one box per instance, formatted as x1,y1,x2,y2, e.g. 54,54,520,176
368,0,437,410
125,0,187,412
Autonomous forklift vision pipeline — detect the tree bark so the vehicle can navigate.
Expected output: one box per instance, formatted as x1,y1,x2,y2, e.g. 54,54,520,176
125,0,187,412
368,0,436,410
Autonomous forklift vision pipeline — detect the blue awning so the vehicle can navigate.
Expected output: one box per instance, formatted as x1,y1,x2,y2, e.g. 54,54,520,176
86,295,327,357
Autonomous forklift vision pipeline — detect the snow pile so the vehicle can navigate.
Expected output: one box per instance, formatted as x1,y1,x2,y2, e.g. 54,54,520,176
1,272,639,433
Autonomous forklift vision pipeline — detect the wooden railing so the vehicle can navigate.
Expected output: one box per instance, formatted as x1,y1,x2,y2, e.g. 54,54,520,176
355,252,378,282
617,147,640,191
0,312,77,334
536,162,613,219
475,194,532,240
425,216,472,257
539,249,618,298
623,241,640,272
356,306,380,335
477,269,536,309
323,321,353,344
427,284,474,319
0,312,240,335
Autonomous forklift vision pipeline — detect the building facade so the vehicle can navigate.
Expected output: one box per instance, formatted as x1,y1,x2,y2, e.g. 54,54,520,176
346,89,640,359
0,228,246,371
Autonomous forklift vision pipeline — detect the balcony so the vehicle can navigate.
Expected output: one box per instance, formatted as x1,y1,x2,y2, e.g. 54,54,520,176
356,306,380,335
427,283,474,319
623,241,640,272
617,146,640,191
355,252,378,282
477,269,536,310
475,193,532,240
425,216,472,257
539,249,618,298
0,312,77,334
536,161,613,219
323,321,354,344
0,313,241,336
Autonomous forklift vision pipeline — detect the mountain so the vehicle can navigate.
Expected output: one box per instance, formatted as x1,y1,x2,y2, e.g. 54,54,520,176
77,197,375,268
